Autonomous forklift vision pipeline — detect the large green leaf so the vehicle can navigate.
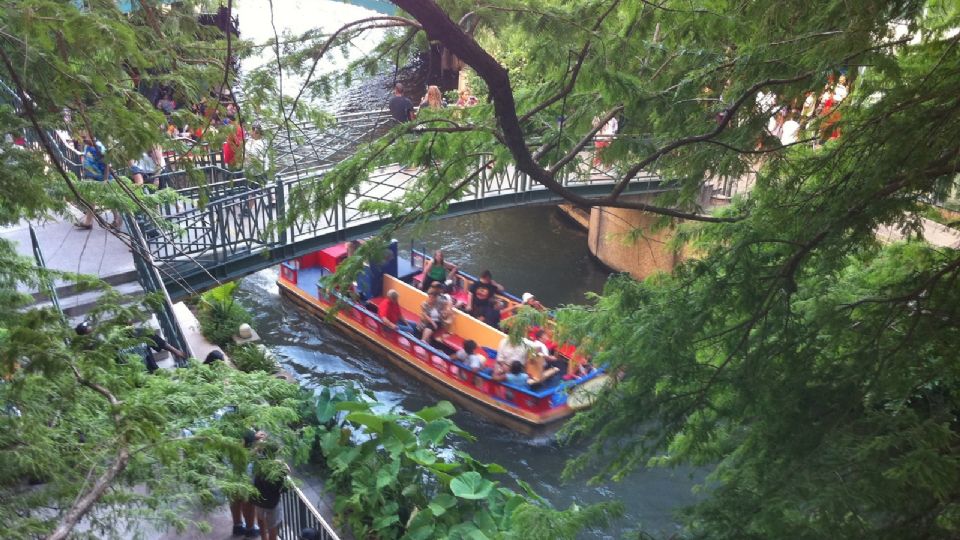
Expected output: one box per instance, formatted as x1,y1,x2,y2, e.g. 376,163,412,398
406,448,437,466
373,513,399,531
344,412,384,433
414,401,456,422
335,401,373,412
419,419,454,445
315,387,337,424
450,471,495,500
427,493,457,516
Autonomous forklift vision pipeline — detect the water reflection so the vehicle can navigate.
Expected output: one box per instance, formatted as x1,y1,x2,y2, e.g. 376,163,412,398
236,206,699,538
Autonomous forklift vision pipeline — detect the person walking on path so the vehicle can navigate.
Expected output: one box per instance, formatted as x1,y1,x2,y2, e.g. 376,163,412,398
388,83,415,123
76,133,121,229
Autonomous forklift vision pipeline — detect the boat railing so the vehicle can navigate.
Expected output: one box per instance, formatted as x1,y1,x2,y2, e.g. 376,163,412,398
277,480,341,540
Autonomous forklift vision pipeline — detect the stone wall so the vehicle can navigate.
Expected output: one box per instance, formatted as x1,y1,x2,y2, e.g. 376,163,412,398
586,204,684,280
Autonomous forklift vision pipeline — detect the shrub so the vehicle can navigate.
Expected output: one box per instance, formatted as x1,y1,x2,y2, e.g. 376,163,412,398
231,343,279,374
197,282,251,347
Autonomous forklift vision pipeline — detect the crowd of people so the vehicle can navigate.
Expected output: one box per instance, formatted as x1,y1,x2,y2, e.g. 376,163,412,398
757,72,851,148
388,83,479,123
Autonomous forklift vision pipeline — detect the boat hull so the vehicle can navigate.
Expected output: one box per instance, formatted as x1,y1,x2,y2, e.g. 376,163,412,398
278,280,573,434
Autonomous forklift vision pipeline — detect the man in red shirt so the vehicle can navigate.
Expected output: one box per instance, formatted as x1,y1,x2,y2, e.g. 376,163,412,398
377,290,416,334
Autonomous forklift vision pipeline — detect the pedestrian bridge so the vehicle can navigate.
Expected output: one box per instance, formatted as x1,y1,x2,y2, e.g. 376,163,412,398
134,111,671,300
146,162,668,300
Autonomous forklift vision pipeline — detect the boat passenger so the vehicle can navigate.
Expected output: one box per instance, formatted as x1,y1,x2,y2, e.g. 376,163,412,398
477,299,505,331
521,292,546,311
528,329,556,363
421,250,457,291
468,270,503,316
455,339,487,372
419,85,446,110
378,290,417,334
497,335,530,368
418,284,452,344
499,361,529,387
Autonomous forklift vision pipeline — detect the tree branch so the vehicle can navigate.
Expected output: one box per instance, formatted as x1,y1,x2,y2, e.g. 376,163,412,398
518,0,622,123
548,105,623,173
391,0,738,223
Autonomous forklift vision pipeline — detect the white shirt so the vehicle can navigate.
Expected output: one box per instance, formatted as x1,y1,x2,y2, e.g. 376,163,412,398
497,337,529,366
528,339,550,358
455,350,486,371
600,117,618,138
833,84,848,102
245,137,270,173
780,120,801,146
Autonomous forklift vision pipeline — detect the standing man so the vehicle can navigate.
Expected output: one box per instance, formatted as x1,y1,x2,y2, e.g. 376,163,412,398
388,83,415,123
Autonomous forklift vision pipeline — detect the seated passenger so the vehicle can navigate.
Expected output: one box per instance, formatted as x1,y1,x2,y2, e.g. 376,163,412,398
477,299,504,331
468,270,503,316
495,361,529,387
496,334,530,369
378,290,417,334
455,339,486,372
421,249,457,291
526,348,561,387
520,292,546,311
528,328,556,363
417,284,451,344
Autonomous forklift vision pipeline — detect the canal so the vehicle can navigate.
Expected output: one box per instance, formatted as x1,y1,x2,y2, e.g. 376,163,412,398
235,206,701,538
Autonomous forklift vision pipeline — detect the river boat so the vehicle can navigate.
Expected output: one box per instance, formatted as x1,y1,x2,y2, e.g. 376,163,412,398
276,241,604,432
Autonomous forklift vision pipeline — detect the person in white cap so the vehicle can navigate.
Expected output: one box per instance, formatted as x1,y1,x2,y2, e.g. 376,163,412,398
520,292,546,312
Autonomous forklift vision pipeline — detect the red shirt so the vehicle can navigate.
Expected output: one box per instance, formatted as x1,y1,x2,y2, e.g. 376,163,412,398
378,298,402,325
222,123,245,168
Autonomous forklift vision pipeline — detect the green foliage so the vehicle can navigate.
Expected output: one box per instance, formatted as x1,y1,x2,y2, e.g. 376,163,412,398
301,388,622,539
197,282,251,347
231,343,279,374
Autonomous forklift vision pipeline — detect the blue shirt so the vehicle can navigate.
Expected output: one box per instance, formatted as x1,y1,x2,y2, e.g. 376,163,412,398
505,373,528,387
82,141,107,180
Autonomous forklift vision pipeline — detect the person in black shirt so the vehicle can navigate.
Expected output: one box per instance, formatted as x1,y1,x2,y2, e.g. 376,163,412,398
388,83,415,123
467,270,504,317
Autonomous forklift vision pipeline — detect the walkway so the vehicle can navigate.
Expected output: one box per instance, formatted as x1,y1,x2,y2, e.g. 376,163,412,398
2,215,141,317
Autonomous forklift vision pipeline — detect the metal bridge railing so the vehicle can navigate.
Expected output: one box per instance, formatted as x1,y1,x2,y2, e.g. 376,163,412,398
277,481,341,540
29,224,64,321
125,215,194,364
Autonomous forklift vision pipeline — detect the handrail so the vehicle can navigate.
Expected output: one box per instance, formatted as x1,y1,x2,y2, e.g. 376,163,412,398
29,224,64,321
277,480,341,540
125,215,194,364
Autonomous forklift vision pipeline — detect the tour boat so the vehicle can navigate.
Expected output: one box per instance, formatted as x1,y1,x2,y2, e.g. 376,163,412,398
276,241,604,432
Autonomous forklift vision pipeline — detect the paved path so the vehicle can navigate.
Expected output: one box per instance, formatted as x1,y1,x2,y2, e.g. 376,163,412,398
1,216,136,288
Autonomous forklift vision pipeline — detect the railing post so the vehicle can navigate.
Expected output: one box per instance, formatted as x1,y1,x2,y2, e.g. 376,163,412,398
208,204,220,266
275,175,287,246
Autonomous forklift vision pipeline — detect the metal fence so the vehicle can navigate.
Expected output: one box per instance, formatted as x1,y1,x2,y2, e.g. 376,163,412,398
125,215,194,364
277,482,341,540
28,224,64,320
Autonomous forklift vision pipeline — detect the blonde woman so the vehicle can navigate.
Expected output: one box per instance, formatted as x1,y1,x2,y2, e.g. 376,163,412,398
419,85,445,110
